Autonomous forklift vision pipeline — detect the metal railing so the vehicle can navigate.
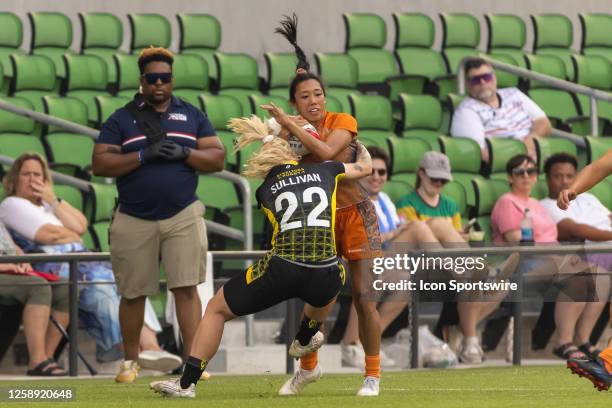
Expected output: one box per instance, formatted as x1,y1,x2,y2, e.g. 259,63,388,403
457,56,612,142
3,243,612,374
0,97,256,341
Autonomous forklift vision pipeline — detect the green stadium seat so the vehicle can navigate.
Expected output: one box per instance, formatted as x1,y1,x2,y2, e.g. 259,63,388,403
438,136,481,174
0,12,25,91
90,221,110,252
173,54,210,107
589,179,612,210
579,14,612,67
63,54,111,124
249,94,292,118
485,14,528,69
10,54,57,113
0,96,44,158
214,52,262,114
95,95,130,128
487,53,521,89
42,96,94,175
324,94,343,113
113,54,140,98
55,184,85,212
387,136,430,185
342,13,400,88
534,137,578,172
472,178,511,242
571,55,612,135
486,138,527,174
128,13,171,53
85,182,117,224
531,177,549,200
314,52,360,113
196,175,240,212
264,52,297,97
525,54,585,133
442,180,468,217
349,94,395,149
200,94,243,169
382,179,413,204
438,135,484,207
397,94,442,149
530,14,576,80
584,135,612,163
78,12,124,85
28,12,75,81
391,13,455,99
439,13,481,73
177,14,221,81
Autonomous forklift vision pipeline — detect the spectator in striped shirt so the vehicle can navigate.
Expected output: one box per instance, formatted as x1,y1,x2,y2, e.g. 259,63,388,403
451,57,552,164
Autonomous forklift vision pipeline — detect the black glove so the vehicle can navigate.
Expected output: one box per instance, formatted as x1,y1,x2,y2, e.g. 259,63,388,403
140,141,165,164
158,140,191,161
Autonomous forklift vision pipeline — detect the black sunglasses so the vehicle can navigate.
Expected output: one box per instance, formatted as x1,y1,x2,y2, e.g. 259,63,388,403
143,72,173,85
371,168,387,177
468,72,494,86
512,167,538,177
429,177,448,185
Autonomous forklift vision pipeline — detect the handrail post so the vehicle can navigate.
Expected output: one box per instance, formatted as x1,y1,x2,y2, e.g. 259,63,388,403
590,95,599,136
457,62,466,95
69,260,79,376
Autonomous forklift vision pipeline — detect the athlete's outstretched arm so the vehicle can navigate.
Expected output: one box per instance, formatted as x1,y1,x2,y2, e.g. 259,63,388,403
343,143,372,180
558,149,612,209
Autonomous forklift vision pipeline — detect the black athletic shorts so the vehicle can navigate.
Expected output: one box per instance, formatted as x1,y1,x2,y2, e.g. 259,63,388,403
223,254,346,317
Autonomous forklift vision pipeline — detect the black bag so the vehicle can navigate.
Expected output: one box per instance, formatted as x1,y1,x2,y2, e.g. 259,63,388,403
124,98,166,144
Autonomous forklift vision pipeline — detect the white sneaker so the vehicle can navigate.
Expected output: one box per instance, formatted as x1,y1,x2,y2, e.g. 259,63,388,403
341,343,365,369
459,336,484,364
138,350,183,373
149,378,195,398
379,349,396,368
278,365,322,395
357,376,380,396
289,331,324,358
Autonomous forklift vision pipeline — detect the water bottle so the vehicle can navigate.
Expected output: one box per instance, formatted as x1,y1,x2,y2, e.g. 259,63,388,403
520,208,534,244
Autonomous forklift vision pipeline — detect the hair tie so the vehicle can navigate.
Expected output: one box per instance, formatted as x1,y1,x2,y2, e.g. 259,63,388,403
262,135,275,144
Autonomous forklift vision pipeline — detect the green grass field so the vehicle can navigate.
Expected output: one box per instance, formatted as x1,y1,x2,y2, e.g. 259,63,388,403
1,366,611,408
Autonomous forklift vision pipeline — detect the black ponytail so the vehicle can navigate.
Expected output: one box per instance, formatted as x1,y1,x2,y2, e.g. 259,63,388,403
275,13,310,72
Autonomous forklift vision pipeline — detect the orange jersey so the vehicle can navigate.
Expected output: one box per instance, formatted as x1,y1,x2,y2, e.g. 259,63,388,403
302,112,368,208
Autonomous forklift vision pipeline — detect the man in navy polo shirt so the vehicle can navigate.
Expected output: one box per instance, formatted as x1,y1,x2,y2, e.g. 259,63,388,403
91,47,224,383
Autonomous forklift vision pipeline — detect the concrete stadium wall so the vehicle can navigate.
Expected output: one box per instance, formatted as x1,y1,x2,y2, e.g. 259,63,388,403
8,0,612,74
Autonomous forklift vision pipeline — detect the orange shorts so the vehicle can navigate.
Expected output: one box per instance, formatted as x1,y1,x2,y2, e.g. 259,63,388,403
335,200,383,261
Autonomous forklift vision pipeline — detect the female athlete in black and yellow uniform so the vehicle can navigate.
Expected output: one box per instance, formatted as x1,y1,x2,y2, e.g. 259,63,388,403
150,116,373,398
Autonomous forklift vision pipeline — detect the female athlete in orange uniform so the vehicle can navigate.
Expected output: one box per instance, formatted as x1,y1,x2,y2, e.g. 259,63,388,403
263,15,383,397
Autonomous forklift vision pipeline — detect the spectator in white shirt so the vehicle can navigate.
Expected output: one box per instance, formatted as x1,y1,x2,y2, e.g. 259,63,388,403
451,57,552,164
540,152,612,271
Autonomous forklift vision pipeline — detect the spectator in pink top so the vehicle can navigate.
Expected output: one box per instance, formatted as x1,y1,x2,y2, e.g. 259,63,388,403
491,154,609,360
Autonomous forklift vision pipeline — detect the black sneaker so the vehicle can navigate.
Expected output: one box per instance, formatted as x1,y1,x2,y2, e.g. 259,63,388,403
567,357,612,391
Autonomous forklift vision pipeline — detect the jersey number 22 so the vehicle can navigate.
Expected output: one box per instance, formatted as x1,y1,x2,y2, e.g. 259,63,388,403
275,187,330,232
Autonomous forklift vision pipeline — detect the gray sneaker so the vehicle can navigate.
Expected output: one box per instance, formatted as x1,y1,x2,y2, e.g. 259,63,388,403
278,365,322,395
289,331,324,358
357,376,380,396
150,378,195,398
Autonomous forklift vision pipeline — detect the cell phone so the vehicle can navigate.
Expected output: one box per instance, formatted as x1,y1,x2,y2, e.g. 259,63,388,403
463,218,477,232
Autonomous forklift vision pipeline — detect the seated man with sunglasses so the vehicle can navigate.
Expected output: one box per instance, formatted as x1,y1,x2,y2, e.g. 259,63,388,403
92,47,225,383
450,57,552,164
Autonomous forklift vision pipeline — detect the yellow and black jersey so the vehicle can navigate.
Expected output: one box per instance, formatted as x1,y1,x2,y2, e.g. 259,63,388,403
256,160,345,266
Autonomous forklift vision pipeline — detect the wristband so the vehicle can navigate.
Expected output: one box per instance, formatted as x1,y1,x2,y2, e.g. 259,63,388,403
138,149,145,164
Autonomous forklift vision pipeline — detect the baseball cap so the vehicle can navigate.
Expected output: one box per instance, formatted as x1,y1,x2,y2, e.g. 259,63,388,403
419,151,453,181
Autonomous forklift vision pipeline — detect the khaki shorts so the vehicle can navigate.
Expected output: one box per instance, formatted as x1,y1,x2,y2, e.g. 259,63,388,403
109,200,207,299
